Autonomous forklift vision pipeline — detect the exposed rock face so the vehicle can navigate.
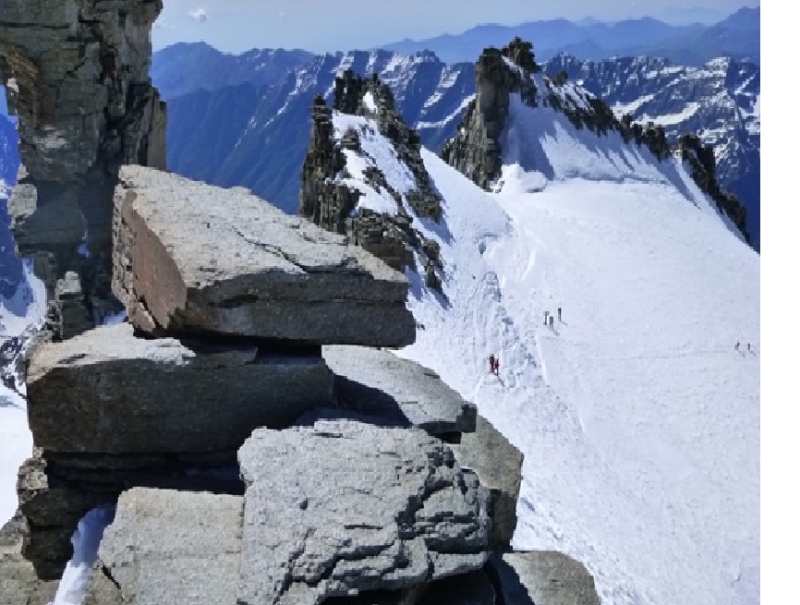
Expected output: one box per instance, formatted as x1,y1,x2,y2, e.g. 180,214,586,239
0,512,58,605
26,323,334,454
298,95,352,226
15,446,244,580
678,133,748,237
453,415,523,549
544,53,760,248
299,71,444,283
489,551,602,605
112,165,415,346
0,0,165,180
15,453,114,580
442,38,750,242
84,488,243,605
440,40,542,190
237,416,491,605
0,0,166,340
323,345,477,438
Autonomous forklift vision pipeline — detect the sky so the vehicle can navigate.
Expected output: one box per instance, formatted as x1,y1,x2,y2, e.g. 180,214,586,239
152,0,760,54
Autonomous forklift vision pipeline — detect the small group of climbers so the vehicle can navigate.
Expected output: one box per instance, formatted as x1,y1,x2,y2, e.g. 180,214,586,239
488,305,565,377
543,306,562,327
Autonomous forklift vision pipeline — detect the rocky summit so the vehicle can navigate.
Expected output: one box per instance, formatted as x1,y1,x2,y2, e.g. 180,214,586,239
1,3,603,603
113,165,416,346
299,72,446,288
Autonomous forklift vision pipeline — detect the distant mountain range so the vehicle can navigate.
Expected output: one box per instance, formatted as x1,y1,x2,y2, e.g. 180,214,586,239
149,43,313,100
379,7,759,65
153,41,760,249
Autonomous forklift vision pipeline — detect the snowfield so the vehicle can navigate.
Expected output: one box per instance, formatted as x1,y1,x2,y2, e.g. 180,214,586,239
1,261,45,525
395,129,758,604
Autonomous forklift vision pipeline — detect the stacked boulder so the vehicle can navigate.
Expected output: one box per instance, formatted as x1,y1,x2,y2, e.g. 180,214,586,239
7,165,527,604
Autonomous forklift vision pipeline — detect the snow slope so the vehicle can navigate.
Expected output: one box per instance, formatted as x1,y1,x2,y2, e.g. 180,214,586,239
1,385,33,524
1,112,47,526
0,260,45,525
369,94,759,605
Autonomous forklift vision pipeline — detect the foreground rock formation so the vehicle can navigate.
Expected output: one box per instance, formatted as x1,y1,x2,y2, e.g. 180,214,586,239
0,514,57,605
84,489,243,605
323,345,477,437
489,551,602,605
0,0,166,339
26,324,333,454
6,168,530,605
238,418,490,604
113,166,414,346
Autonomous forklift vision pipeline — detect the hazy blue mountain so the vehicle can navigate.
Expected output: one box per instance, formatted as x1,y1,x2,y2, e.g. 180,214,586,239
378,8,758,65
151,41,314,100
647,7,759,64
657,6,728,25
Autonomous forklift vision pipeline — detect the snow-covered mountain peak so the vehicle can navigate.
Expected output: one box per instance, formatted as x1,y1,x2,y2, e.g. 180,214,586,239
441,39,749,243
299,73,446,289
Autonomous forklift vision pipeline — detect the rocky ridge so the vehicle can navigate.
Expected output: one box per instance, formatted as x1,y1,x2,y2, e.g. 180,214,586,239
163,49,474,214
299,70,446,290
543,53,760,248
158,44,759,250
442,38,750,242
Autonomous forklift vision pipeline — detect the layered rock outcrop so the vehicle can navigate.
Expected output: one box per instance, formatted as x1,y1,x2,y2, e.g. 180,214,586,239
26,324,334,454
7,166,525,602
112,166,414,346
0,0,166,340
323,345,477,438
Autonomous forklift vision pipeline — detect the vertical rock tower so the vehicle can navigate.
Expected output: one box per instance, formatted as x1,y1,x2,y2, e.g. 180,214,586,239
0,0,166,339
